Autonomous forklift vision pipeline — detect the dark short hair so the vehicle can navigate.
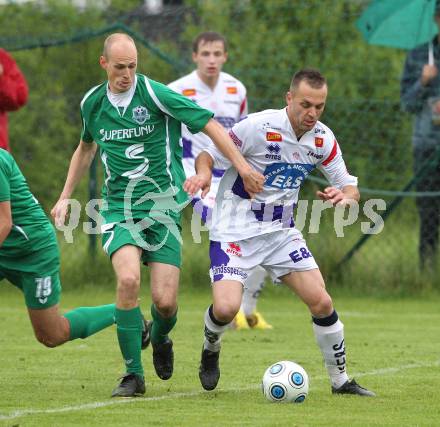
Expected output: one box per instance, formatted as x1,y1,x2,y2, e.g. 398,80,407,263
192,32,227,53
290,68,327,91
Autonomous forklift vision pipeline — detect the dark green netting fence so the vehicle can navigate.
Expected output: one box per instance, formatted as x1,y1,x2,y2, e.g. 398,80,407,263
1,0,438,293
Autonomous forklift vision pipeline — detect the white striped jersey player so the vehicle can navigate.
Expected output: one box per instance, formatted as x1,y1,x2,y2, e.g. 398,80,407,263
205,108,358,243
168,71,247,214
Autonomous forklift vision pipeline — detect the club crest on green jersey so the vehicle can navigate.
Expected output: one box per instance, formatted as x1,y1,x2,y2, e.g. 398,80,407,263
132,105,150,125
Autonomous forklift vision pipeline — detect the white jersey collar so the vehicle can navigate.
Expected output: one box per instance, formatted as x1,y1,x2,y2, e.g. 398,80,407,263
106,74,138,116
283,107,316,142
194,69,222,92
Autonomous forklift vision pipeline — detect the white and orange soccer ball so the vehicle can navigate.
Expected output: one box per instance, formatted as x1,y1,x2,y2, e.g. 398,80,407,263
261,361,309,403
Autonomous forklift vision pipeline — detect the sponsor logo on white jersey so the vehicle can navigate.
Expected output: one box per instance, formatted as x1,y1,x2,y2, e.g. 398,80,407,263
314,127,326,135
266,131,283,142
265,143,282,160
264,163,315,190
307,150,324,160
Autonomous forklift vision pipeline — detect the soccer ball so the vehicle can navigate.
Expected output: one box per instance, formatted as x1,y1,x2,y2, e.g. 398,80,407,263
261,361,309,403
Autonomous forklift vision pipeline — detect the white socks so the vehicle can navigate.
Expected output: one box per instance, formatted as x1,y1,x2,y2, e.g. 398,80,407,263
203,305,230,352
313,314,349,389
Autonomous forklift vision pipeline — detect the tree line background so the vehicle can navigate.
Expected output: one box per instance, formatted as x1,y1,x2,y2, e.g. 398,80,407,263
1,0,432,295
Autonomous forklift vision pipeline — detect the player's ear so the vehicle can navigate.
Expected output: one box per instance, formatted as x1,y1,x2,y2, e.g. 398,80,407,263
192,51,198,64
99,55,107,70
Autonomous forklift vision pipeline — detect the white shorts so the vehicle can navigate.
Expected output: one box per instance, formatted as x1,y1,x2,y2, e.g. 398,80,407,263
209,229,318,284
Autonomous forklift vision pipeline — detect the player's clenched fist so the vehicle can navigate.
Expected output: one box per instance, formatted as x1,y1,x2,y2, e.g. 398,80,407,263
316,185,358,206
184,174,212,198
51,199,70,227
240,168,265,198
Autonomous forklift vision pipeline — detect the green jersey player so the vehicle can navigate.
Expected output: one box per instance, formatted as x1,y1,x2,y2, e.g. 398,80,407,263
52,33,264,397
0,148,116,357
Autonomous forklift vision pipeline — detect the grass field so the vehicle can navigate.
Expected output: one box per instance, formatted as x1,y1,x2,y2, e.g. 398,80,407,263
0,284,439,426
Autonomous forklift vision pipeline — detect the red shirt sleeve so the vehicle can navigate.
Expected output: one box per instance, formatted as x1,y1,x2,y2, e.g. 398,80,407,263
0,49,28,112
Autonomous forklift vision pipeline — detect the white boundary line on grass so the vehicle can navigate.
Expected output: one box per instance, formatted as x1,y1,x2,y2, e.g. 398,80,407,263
1,359,439,421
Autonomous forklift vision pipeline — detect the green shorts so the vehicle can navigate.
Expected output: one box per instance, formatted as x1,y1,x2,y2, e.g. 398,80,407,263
101,212,182,268
0,245,61,309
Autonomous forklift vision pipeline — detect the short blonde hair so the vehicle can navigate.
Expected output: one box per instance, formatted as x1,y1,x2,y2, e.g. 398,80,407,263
102,33,136,59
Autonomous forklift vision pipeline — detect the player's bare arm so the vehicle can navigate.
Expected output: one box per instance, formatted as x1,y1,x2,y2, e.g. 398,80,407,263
316,185,359,206
0,200,12,247
202,119,264,197
51,140,97,226
183,151,213,198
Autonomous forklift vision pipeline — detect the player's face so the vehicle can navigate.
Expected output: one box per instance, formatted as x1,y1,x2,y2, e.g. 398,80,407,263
100,41,137,93
286,81,327,136
193,40,227,81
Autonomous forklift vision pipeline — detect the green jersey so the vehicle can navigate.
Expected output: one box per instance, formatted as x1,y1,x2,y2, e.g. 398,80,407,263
80,74,214,215
0,149,56,263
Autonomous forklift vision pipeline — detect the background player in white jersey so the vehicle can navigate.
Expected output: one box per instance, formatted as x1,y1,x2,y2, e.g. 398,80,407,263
168,31,271,330
184,68,375,397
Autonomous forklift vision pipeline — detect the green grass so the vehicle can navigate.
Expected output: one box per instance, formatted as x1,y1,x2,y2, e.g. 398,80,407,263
0,284,439,426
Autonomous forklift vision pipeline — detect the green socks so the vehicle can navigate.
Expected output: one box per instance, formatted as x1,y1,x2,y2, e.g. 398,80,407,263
64,303,116,340
150,304,177,344
115,306,144,376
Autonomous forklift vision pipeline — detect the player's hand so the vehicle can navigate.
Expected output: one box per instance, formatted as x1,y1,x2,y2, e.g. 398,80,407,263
421,64,438,85
240,168,265,198
183,173,211,198
51,198,70,227
0,62,3,76
316,186,353,206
